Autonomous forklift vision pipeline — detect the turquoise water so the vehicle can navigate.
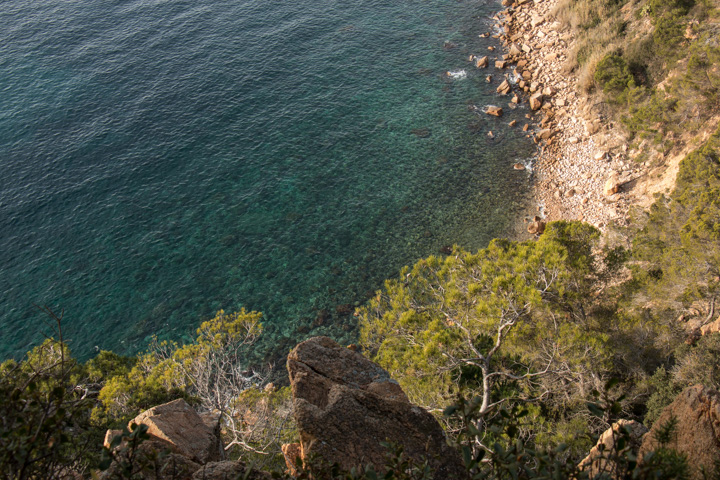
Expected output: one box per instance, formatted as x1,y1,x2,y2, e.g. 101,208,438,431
0,0,536,362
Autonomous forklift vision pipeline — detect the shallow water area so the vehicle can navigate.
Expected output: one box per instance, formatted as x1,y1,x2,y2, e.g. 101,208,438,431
0,0,536,362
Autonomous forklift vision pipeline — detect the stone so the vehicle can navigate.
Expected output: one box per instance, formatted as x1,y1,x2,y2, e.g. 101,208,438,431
579,420,648,479
586,120,601,135
475,55,488,68
530,15,545,28
638,385,720,478
511,94,520,104
497,79,512,95
537,128,554,140
130,399,224,465
514,162,525,170
594,151,607,161
522,44,532,53
604,173,621,196
522,123,530,132
495,60,507,69
700,317,720,336
509,119,517,127
486,106,503,117
103,429,122,449
568,136,579,144
191,461,271,480
288,337,466,479
542,86,556,97
529,92,544,110
509,43,523,56
486,74,493,83
282,443,302,476
527,221,546,235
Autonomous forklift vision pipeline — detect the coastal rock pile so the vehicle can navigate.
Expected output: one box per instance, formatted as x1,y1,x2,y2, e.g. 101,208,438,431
470,0,643,230
287,336,466,479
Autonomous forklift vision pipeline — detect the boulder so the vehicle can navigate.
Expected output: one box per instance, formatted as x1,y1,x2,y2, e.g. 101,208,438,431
529,93,544,110
638,385,720,478
281,443,303,475
495,60,507,69
475,56,488,68
509,43,523,56
700,317,720,335
288,337,466,479
131,399,224,465
537,128,554,140
578,420,648,479
604,173,621,196
527,221,546,235
486,106,504,117
497,79,512,95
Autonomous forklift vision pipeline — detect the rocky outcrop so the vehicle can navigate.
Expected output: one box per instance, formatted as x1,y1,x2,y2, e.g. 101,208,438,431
287,336,466,479
638,385,720,479
130,399,225,465
578,420,648,479
101,400,272,480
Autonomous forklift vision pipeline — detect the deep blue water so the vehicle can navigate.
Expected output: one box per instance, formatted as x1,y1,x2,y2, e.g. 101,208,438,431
0,0,536,362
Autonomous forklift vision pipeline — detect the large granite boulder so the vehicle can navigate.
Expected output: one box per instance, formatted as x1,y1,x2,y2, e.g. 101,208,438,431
130,399,225,465
638,385,720,478
287,336,466,479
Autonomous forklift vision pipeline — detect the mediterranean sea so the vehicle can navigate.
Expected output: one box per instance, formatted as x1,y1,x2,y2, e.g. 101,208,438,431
0,0,536,362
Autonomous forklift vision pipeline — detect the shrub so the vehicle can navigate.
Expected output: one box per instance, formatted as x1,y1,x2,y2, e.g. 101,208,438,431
594,54,635,99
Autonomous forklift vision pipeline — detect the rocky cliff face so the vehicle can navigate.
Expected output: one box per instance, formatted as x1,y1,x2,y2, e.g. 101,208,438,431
286,336,466,479
639,385,720,479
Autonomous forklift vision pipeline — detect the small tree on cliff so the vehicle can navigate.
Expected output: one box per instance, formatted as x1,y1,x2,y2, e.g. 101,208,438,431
359,222,615,431
94,308,294,464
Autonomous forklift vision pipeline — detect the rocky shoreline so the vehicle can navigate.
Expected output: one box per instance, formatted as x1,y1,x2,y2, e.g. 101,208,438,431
475,0,650,233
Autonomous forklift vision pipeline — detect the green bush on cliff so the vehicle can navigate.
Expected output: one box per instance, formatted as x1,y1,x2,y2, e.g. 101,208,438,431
594,54,636,102
359,221,640,449
631,128,720,311
0,337,103,479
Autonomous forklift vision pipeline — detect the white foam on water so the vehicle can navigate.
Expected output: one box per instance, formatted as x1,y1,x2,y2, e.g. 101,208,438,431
446,69,467,79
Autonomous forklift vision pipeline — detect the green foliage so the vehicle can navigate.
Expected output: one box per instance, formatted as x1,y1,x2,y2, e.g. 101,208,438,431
643,366,682,427
360,221,628,442
652,12,687,59
594,54,635,102
632,128,720,309
0,338,101,479
92,308,263,426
